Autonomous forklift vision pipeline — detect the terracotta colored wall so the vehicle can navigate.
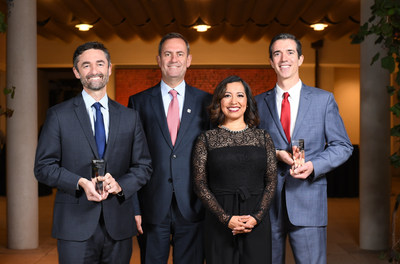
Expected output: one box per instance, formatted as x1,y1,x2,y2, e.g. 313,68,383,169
115,67,277,106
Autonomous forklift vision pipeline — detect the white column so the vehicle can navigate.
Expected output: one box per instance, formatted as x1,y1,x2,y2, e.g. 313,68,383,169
6,0,38,249
359,0,391,250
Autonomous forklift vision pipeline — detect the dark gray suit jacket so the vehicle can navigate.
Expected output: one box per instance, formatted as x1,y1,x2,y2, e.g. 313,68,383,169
34,94,152,241
128,83,211,224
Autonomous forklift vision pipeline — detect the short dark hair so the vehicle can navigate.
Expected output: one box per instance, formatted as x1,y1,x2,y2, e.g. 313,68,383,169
158,32,190,56
269,33,302,59
209,75,259,128
73,41,111,70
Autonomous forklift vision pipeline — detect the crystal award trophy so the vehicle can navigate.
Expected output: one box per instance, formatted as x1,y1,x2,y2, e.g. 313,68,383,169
291,139,305,170
92,159,105,195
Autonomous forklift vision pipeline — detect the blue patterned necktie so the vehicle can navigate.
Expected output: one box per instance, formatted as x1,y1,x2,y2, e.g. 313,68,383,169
93,102,106,158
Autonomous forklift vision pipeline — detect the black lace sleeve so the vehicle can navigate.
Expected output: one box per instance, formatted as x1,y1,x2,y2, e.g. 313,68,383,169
192,133,232,226
250,131,278,223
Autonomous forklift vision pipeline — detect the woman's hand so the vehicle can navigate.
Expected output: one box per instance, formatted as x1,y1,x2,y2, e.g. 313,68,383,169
229,215,257,235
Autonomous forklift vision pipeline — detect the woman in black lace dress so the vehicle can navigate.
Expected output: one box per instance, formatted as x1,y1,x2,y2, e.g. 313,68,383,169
192,75,277,264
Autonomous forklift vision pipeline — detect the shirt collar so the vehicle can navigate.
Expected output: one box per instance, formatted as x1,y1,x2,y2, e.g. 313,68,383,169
82,90,108,110
276,79,302,99
161,80,186,98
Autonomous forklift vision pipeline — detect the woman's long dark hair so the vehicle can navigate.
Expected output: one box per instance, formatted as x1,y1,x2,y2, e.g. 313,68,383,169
208,75,259,128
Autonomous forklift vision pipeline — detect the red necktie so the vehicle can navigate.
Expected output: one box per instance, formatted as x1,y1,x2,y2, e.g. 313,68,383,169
167,89,180,146
280,92,291,143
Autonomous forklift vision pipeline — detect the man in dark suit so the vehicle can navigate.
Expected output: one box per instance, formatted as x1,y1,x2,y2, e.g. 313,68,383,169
255,33,353,263
128,32,211,264
34,42,152,264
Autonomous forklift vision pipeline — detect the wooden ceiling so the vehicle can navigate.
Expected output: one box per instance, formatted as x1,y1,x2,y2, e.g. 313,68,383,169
3,0,361,43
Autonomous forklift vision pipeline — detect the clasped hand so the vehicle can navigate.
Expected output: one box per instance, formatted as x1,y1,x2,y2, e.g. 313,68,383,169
79,173,122,202
276,150,314,179
228,215,257,235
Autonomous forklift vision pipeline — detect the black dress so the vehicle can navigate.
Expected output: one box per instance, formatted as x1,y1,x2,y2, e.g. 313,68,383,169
193,127,277,264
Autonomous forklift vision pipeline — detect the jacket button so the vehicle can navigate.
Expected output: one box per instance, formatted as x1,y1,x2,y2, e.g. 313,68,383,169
168,178,173,183
172,154,177,159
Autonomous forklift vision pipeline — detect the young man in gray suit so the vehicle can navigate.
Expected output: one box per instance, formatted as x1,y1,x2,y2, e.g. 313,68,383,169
128,32,211,264
34,42,152,263
255,33,353,264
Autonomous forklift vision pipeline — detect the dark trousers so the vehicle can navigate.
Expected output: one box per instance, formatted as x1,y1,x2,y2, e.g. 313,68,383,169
138,195,204,264
57,216,132,264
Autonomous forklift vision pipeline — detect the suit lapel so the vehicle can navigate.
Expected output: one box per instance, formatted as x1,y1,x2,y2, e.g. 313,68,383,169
174,85,196,148
292,84,312,139
104,99,120,160
74,95,99,158
263,88,289,143
151,85,174,148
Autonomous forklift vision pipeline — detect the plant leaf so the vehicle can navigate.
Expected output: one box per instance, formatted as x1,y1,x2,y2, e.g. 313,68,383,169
392,104,400,117
390,153,400,167
0,12,6,33
391,124,400,135
387,85,395,95
381,55,395,73
396,72,400,86
371,52,380,65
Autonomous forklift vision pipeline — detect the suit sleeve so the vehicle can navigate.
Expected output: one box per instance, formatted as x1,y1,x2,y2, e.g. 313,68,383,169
127,95,136,110
126,96,147,211
132,192,141,215
116,110,152,199
192,133,232,226
34,108,82,196
311,93,353,179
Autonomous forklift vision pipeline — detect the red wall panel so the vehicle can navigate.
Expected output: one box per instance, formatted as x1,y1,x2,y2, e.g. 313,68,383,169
115,67,277,107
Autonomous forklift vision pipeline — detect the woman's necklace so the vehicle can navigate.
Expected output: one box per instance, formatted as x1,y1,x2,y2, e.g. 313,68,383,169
219,124,249,133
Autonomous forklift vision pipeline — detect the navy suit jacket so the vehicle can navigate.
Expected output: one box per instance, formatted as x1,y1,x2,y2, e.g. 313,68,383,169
128,83,211,224
255,84,353,226
34,94,152,241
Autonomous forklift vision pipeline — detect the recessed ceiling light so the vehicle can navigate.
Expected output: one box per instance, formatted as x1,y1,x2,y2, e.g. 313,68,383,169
310,23,328,31
193,24,211,32
75,24,93,31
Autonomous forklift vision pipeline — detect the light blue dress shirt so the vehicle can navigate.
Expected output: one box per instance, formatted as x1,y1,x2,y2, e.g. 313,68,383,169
81,90,109,142
160,80,185,119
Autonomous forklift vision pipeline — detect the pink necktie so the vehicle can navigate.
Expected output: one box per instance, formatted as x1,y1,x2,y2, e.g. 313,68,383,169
280,92,291,143
167,89,180,146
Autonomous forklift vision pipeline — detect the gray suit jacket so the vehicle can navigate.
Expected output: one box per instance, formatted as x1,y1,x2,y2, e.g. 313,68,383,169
256,84,353,226
128,83,211,224
34,94,152,241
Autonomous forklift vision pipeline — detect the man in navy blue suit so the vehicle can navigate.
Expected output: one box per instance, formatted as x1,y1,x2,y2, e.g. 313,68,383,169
34,42,152,263
128,33,211,264
256,33,353,264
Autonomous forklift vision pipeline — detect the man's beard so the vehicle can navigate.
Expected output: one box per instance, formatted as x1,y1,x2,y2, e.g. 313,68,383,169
80,73,109,91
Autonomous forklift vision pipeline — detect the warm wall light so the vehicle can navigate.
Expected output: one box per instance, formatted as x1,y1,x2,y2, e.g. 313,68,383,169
75,24,93,31
310,23,328,31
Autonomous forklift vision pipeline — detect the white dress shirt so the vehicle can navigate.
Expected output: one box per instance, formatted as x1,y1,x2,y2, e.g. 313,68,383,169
275,80,302,138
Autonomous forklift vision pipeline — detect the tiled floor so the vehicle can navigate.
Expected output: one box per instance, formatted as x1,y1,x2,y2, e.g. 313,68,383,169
0,179,397,264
